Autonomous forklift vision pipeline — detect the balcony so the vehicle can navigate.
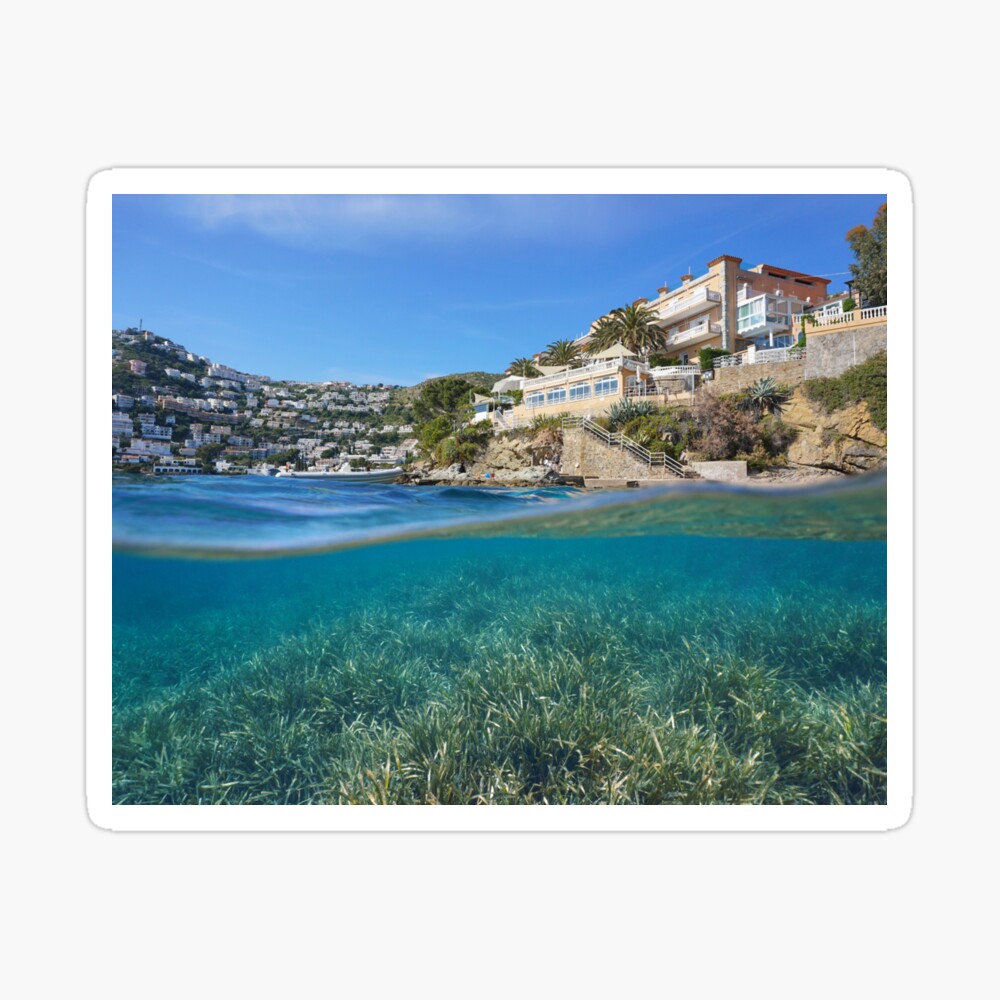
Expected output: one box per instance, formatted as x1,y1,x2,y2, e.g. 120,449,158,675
519,356,647,392
652,287,721,324
668,320,721,347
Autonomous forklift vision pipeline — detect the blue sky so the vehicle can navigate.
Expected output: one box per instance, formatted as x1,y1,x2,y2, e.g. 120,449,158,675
112,193,886,385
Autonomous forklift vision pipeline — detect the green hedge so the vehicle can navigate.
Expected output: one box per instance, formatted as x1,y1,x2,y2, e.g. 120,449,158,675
803,351,887,432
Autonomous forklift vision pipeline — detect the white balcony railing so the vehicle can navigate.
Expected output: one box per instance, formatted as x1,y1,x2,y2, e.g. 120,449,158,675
714,346,806,368
649,364,701,379
668,320,721,346
804,305,887,328
653,287,721,321
520,356,647,392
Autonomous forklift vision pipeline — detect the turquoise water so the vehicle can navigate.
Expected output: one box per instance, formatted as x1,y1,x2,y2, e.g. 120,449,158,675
112,474,888,805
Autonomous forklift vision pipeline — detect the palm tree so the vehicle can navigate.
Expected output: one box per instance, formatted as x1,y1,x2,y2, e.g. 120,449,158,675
610,302,668,361
583,314,620,355
507,357,541,377
541,338,583,367
738,377,788,420
584,304,667,362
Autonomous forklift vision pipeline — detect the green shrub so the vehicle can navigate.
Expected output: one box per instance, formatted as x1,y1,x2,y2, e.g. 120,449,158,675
530,413,567,432
758,416,798,457
433,421,492,467
803,351,887,432
620,409,695,458
648,354,680,367
417,415,454,453
698,347,730,372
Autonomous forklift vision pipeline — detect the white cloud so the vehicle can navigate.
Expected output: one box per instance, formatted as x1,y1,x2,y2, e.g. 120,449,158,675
171,194,646,251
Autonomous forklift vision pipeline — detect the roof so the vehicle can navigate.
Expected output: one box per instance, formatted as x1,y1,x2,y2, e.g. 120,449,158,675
744,264,831,285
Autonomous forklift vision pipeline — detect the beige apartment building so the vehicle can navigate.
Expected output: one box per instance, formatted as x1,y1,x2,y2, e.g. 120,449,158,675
581,255,832,363
489,254,836,428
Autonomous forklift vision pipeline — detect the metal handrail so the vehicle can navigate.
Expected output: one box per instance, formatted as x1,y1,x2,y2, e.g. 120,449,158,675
562,416,685,476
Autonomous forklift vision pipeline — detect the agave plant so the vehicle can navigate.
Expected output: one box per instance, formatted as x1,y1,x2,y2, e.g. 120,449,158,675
738,377,789,420
606,397,657,431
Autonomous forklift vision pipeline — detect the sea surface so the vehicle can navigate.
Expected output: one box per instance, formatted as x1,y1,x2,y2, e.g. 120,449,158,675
112,473,888,805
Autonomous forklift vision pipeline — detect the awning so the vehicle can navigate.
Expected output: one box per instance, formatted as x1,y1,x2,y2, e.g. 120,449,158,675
587,342,637,360
491,376,524,392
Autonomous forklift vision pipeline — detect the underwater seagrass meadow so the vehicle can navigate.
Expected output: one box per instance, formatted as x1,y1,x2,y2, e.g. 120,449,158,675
111,475,887,806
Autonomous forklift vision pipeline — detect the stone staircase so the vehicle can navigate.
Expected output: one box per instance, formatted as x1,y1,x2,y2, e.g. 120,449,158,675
561,416,694,478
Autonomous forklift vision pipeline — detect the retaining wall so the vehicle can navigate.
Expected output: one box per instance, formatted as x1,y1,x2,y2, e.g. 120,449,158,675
689,460,747,482
804,324,887,379
707,358,806,394
559,427,674,480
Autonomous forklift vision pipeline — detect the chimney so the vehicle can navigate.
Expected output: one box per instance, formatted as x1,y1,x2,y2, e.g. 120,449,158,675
657,285,670,295
680,273,693,285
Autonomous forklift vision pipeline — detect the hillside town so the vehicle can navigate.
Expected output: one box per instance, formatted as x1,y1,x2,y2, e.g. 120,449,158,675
113,205,888,485
111,329,418,474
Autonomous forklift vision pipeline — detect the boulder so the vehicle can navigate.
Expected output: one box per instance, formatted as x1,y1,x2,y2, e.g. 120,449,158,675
782,388,887,473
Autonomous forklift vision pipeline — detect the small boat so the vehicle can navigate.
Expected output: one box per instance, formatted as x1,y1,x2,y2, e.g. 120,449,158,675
275,464,402,484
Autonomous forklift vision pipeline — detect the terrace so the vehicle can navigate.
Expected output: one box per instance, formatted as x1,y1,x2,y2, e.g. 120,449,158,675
805,305,887,329
518,356,648,393
651,286,721,324
714,344,806,369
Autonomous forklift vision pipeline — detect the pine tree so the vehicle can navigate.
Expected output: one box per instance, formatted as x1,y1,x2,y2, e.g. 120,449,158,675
846,203,887,307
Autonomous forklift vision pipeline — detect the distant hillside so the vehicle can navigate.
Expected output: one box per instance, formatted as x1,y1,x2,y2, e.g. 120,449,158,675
392,371,504,407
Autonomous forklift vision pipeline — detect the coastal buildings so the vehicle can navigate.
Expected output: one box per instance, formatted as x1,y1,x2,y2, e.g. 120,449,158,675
112,329,414,473
491,348,696,428
491,252,886,427
577,255,831,364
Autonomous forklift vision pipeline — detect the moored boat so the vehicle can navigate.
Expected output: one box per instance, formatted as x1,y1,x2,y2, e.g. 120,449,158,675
275,465,402,484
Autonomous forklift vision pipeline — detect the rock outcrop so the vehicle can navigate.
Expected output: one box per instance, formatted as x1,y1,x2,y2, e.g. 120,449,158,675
418,432,564,486
782,388,886,473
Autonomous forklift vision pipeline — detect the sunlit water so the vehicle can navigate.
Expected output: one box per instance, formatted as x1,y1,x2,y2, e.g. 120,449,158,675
112,473,888,805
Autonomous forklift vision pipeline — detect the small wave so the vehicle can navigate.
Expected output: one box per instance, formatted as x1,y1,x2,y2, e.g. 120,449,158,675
111,470,886,559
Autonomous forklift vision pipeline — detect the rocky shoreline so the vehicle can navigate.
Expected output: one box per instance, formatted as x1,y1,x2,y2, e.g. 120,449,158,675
400,461,856,490
400,386,885,490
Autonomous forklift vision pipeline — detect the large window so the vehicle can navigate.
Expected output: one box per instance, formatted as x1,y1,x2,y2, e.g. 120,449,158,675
546,387,567,405
737,297,765,334
525,392,544,408
739,294,795,334
593,377,619,397
753,334,795,349
569,383,591,400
